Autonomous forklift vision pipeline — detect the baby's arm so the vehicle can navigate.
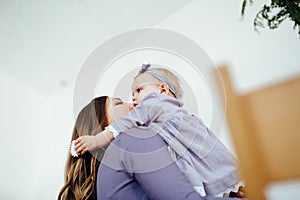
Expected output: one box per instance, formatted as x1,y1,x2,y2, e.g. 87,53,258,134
111,94,165,136
73,101,163,156
73,94,166,156
74,128,114,155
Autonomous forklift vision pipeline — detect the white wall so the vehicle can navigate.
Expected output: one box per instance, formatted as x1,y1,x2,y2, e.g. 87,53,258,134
156,0,300,91
0,70,45,199
0,70,74,199
33,85,74,199
1,1,300,199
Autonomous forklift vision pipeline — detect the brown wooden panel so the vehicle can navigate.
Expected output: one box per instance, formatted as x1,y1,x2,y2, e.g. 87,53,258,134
241,77,300,181
216,66,300,200
216,66,266,200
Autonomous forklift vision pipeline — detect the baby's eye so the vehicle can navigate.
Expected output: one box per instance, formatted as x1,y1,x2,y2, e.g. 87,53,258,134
136,87,143,93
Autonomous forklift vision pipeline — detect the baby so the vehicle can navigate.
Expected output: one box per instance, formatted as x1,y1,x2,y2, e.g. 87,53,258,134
74,63,242,196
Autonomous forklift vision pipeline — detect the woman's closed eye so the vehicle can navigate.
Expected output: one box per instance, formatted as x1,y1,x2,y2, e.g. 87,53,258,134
112,98,124,106
114,101,123,105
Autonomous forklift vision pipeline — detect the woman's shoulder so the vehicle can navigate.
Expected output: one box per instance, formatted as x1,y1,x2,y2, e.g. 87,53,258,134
115,127,164,151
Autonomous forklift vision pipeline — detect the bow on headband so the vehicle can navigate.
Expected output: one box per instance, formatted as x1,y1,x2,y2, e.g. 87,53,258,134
139,63,151,74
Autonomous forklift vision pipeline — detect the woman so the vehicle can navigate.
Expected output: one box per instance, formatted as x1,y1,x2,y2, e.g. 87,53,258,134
58,96,124,199
59,96,244,199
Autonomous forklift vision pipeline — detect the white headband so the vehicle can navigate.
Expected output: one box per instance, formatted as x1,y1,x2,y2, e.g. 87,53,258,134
138,63,177,98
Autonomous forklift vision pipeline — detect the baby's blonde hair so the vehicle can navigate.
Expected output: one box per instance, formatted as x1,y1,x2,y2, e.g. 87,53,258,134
135,67,183,99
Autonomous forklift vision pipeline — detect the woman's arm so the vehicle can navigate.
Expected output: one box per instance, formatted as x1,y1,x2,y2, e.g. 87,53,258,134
117,128,242,200
135,162,240,200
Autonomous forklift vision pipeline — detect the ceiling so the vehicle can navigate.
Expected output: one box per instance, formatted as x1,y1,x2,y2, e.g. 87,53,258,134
0,0,193,95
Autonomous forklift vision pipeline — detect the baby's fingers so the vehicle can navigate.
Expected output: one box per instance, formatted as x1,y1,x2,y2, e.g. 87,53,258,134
74,137,83,145
75,143,87,154
81,148,88,155
75,137,87,149
74,140,83,150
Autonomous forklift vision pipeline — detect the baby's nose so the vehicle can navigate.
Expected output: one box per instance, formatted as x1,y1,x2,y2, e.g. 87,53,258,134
132,96,136,101
132,96,138,106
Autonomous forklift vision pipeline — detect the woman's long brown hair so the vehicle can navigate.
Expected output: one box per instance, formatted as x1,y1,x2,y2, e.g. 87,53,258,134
58,96,109,200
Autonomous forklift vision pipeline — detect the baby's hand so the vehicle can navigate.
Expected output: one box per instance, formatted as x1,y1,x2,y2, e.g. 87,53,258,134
229,186,247,198
74,135,97,155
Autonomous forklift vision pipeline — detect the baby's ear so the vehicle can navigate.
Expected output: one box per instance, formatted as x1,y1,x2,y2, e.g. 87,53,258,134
159,83,170,95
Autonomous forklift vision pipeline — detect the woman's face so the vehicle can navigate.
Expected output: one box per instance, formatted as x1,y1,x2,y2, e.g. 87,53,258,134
107,97,132,124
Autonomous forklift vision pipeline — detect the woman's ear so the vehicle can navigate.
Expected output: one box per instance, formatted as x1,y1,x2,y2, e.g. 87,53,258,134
159,83,170,95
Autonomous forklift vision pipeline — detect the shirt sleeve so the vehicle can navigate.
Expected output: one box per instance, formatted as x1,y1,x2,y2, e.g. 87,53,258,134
111,93,166,137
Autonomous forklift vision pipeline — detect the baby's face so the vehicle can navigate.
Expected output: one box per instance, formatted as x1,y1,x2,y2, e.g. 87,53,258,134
131,73,160,106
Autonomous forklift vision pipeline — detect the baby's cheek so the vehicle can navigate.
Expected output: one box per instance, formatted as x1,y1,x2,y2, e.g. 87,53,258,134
137,94,145,102
116,107,130,116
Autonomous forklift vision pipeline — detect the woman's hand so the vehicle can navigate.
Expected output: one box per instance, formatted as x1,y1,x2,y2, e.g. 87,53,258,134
74,135,97,155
